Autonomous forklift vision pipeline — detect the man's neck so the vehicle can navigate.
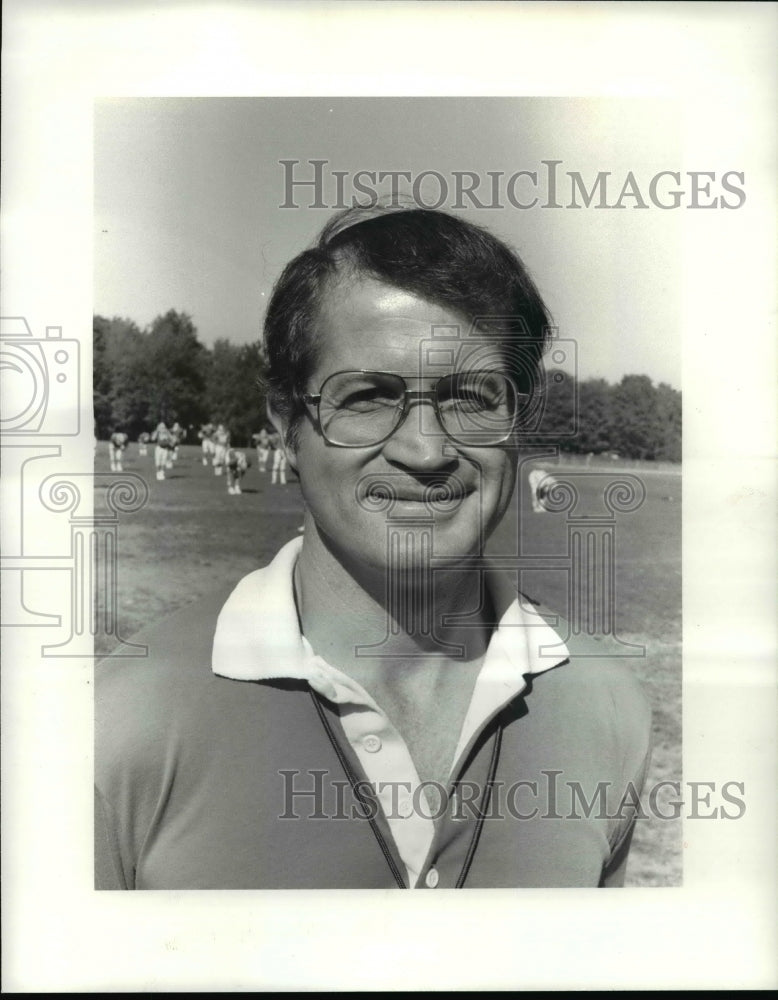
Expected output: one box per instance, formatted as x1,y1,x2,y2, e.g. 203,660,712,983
293,522,510,790
294,522,494,691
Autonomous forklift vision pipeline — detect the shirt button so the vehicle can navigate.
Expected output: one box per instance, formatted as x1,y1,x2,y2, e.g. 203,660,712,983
362,734,382,753
425,868,440,888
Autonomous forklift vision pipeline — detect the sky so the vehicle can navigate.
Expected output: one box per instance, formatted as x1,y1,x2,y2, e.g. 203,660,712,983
95,97,684,388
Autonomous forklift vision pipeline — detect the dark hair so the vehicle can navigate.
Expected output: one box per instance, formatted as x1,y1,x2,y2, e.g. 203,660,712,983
263,204,552,440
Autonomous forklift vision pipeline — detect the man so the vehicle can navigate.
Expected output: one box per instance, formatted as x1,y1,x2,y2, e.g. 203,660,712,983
170,421,185,465
251,426,272,472
108,428,128,472
212,423,230,476
198,422,216,466
96,204,651,890
150,421,175,481
224,446,249,495
268,428,287,485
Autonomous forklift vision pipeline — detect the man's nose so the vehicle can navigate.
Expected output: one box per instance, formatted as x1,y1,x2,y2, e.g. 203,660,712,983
381,397,454,470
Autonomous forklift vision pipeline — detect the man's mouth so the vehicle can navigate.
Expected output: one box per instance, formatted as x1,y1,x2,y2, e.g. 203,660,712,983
363,480,470,506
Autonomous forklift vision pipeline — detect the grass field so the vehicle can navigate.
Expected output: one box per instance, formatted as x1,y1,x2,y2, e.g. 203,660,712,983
96,443,682,887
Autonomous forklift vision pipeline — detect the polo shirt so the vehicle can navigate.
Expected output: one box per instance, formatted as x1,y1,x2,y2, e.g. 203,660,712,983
211,537,573,887
95,538,652,890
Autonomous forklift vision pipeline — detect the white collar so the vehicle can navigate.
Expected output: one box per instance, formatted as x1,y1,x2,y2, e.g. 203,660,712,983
212,536,570,692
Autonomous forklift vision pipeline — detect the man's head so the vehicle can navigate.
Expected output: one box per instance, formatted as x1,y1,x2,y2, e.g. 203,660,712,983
264,204,552,447
262,205,554,576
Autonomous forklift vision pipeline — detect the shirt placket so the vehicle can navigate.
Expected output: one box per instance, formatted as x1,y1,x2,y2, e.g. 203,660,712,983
346,704,437,885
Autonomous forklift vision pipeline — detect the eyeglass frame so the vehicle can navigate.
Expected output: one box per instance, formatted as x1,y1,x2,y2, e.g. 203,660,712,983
301,368,531,448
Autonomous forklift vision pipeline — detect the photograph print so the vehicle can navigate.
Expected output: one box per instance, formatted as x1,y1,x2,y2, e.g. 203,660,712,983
93,97,686,890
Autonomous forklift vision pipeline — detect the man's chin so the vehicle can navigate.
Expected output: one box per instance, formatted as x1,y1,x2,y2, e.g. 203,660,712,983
310,514,484,573
362,531,484,571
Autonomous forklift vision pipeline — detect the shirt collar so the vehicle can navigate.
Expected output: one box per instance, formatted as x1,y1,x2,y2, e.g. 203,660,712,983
212,537,310,682
213,539,571,878
212,536,569,689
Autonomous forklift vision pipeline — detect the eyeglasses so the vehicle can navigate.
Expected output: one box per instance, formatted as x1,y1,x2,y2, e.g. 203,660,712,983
302,370,528,448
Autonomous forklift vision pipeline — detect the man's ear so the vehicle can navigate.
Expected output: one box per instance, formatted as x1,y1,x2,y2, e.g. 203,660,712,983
266,400,299,472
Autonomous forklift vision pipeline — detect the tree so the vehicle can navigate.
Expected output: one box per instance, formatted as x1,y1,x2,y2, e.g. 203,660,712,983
142,310,208,429
610,374,667,460
92,315,146,438
518,373,681,460
654,381,682,462
576,378,613,454
204,339,268,446
523,369,578,450
93,316,113,436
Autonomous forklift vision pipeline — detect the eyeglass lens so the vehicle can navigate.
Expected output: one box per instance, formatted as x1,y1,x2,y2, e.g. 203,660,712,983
317,371,517,446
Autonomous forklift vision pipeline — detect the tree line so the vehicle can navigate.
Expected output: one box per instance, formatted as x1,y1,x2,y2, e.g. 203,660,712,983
93,310,681,460
524,369,681,462
93,310,269,446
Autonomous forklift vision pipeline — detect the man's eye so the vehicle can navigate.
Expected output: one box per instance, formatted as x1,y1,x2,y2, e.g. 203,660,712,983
441,374,508,412
340,388,398,410
442,390,498,412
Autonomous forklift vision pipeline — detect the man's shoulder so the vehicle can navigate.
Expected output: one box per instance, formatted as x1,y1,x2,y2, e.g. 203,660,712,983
95,570,311,776
96,587,232,717
514,593,652,737
95,550,299,714
540,644,650,719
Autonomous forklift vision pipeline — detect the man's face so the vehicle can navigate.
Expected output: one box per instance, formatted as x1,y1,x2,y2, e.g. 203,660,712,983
279,276,519,580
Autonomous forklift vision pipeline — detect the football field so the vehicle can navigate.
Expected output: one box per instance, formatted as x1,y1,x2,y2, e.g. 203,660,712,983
96,442,682,887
